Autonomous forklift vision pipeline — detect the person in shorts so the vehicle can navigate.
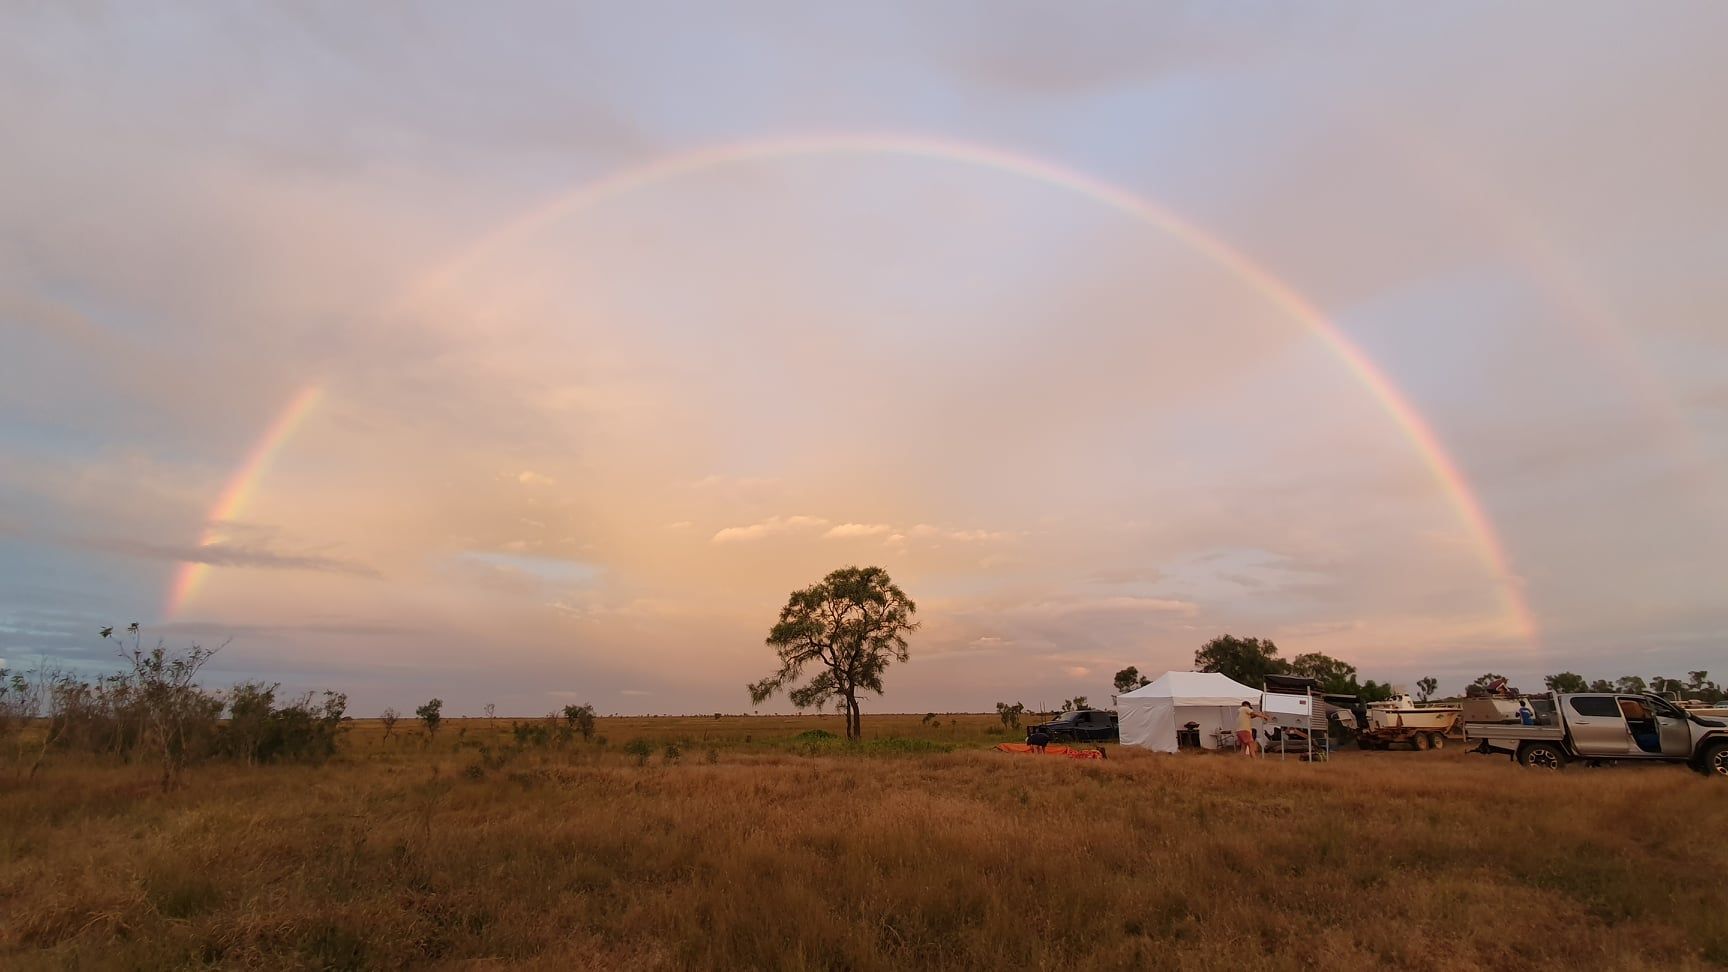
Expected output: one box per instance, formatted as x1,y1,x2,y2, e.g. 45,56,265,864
1237,701,1270,757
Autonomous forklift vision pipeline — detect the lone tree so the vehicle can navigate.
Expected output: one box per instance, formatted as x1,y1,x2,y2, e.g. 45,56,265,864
1416,676,1439,702
748,565,918,742
416,698,443,738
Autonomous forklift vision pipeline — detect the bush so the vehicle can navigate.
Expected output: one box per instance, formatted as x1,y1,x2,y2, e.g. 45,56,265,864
623,739,652,766
663,742,681,765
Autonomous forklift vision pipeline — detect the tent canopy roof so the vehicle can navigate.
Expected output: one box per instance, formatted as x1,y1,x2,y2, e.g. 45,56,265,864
1119,670,1262,706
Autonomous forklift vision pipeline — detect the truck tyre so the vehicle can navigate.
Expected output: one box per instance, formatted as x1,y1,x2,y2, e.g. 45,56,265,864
1356,736,1369,750
1698,741,1728,777
1428,732,1446,751
1413,732,1432,751
1518,742,1566,770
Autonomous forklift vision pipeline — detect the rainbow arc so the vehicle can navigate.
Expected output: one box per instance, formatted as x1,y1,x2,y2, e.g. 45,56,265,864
170,133,1538,647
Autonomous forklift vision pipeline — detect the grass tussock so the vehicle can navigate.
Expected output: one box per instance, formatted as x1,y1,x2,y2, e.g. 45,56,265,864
2,714,1725,970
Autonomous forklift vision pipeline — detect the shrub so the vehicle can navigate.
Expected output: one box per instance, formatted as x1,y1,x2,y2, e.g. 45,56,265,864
562,704,596,741
663,742,681,765
623,738,652,766
416,699,443,737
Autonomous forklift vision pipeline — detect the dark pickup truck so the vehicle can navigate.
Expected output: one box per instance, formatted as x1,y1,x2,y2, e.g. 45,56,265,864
1029,710,1119,742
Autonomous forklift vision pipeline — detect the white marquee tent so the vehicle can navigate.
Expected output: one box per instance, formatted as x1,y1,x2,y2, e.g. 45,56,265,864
1118,671,1264,752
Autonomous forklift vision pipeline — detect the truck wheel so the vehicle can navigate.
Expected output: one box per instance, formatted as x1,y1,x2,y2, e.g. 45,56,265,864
1518,742,1566,770
1412,732,1432,751
1427,732,1446,750
1356,737,1369,750
1698,741,1728,777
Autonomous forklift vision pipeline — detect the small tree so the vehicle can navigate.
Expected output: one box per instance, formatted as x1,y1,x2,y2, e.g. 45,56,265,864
562,703,596,741
381,706,400,741
226,681,279,765
1615,675,1648,695
416,698,444,738
107,624,223,791
12,665,81,781
484,702,495,726
748,566,918,742
1587,679,1615,693
995,701,1025,730
1415,677,1439,703
1544,672,1588,694
1061,696,1090,712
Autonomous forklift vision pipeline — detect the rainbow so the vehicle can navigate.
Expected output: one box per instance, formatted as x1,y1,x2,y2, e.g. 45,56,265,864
165,385,323,617
199,133,1539,645
395,133,1538,646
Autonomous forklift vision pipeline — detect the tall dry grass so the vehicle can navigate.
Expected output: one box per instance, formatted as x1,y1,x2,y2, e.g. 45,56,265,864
2,715,1724,970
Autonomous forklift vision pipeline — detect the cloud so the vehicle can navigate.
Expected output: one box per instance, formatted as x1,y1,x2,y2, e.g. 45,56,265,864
516,471,554,486
823,522,892,539
710,515,829,543
1016,596,1200,619
160,619,415,638
100,538,380,577
909,524,1012,543
1087,567,1164,585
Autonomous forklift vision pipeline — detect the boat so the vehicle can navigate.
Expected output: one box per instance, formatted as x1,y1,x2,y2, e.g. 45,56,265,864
1365,695,1462,732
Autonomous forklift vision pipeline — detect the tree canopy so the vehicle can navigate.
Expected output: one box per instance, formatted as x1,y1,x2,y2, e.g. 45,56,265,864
747,566,918,741
1191,635,1393,700
1192,635,1285,689
1112,666,1151,696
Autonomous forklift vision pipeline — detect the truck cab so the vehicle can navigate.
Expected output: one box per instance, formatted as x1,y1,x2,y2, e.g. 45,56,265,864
1029,709,1119,742
1466,692,1728,774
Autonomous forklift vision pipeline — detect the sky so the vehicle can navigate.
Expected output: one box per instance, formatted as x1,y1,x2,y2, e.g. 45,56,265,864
2,3,1726,715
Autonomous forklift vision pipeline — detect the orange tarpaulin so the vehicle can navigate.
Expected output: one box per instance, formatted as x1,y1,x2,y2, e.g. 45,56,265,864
994,743,1104,759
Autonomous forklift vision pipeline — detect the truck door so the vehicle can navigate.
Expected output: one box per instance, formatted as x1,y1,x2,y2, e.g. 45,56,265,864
1645,697,1695,757
1565,695,1634,756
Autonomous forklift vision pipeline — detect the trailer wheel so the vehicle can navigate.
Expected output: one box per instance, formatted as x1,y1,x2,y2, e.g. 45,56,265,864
1427,732,1446,751
1356,736,1370,750
1518,742,1566,770
1698,741,1728,777
1412,732,1432,751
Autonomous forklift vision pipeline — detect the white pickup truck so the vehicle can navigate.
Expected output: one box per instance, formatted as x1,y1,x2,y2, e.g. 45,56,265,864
1465,692,1728,775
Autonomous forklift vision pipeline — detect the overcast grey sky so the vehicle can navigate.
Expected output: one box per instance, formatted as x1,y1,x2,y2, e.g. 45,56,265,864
2,3,1725,713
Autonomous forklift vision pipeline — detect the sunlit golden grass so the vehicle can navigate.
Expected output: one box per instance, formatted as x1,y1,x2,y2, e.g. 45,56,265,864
3,715,1724,969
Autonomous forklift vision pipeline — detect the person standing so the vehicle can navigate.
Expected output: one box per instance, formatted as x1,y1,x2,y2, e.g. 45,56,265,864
1237,700,1270,757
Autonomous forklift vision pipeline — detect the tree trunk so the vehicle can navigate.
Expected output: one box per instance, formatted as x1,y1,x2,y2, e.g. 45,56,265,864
845,693,861,741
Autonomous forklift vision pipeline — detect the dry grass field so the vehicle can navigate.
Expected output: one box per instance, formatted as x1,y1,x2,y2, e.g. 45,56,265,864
3,714,1725,970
